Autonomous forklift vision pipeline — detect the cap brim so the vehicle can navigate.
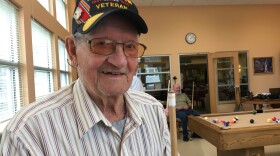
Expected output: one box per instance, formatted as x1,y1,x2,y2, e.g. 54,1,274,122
77,9,148,34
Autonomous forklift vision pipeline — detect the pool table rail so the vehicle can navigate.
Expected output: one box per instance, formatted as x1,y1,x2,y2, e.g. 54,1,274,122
189,110,280,156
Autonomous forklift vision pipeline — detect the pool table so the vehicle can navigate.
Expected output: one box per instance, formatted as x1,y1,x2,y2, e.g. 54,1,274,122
188,109,280,156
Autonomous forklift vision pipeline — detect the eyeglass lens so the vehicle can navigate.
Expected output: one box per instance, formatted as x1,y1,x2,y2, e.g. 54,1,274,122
89,38,146,58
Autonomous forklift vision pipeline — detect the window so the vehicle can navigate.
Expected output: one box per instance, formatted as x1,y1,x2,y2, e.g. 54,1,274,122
137,55,171,101
37,0,50,12
238,52,249,97
56,0,67,29
217,57,235,101
58,39,69,87
0,0,21,123
32,21,54,99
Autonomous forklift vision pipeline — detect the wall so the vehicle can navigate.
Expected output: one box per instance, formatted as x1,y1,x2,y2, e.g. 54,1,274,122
10,1,280,111
138,5,280,95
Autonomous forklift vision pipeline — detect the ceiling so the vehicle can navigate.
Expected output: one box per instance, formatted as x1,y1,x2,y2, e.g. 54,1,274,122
133,0,280,6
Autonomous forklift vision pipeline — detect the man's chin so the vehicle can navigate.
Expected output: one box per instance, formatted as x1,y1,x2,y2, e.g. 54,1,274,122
99,85,128,96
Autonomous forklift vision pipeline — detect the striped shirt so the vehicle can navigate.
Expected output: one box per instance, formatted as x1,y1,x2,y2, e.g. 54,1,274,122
0,79,171,156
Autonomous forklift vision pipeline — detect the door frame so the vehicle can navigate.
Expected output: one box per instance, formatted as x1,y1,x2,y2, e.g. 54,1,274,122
208,52,241,113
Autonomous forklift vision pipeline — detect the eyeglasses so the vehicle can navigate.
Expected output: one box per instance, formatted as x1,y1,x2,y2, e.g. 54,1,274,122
86,38,147,58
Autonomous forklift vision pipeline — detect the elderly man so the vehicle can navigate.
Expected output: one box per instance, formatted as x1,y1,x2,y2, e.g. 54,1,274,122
0,0,171,155
173,83,200,141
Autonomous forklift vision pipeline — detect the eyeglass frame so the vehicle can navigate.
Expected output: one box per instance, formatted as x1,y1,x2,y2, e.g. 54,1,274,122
83,38,147,58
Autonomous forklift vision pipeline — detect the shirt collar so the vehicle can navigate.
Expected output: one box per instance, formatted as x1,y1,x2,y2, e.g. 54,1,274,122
124,91,145,126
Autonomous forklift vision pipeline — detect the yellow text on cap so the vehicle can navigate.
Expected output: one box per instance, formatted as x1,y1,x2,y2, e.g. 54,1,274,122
83,13,104,32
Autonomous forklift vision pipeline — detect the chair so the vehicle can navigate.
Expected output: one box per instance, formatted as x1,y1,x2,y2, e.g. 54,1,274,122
166,114,181,139
176,118,182,138
167,116,193,140
165,105,193,140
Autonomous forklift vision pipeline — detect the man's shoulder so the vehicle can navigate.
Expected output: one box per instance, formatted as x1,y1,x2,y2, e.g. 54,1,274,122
126,90,162,107
28,84,74,111
6,85,74,133
176,93,187,97
125,91,166,123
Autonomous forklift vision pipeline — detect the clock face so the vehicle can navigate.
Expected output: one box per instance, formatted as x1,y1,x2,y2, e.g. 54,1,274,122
186,33,196,44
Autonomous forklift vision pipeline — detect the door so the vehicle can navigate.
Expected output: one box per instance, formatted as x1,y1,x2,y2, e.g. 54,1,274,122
208,52,241,113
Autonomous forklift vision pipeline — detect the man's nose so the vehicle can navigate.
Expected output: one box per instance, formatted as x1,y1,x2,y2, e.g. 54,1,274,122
107,44,127,67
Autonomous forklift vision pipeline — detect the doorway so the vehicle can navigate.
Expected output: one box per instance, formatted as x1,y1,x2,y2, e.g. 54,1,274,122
179,54,209,113
208,51,249,113
179,52,249,113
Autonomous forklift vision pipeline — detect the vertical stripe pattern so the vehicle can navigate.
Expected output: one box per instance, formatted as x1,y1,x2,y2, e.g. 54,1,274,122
0,79,171,156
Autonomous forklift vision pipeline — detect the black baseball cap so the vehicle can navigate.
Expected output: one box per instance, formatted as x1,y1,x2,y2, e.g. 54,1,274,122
72,0,148,34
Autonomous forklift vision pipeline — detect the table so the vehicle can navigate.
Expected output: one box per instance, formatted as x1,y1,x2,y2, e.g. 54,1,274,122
242,99,280,110
188,109,280,156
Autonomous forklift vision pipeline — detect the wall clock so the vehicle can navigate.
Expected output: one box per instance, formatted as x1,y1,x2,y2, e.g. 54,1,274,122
185,32,196,44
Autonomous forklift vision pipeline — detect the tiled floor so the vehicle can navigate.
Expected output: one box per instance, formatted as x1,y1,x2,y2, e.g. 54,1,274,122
177,137,280,156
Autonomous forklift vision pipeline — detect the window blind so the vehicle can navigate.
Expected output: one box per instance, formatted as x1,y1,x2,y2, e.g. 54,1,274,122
58,39,69,87
0,0,21,123
56,0,67,29
34,70,53,98
32,20,54,99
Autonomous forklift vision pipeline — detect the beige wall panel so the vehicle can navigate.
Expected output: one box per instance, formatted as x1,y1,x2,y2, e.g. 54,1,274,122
138,5,280,94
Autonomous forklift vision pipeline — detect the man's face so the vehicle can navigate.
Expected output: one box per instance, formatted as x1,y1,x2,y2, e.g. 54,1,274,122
174,85,181,94
74,15,139,97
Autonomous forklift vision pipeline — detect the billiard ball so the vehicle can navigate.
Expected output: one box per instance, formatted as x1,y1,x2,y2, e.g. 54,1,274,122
276,119,280,124
252,111,257,115
250,119,254,123
267,118,272,123
224,121,230,126
272,117,276,121
204,117,208,120
234,117,239,121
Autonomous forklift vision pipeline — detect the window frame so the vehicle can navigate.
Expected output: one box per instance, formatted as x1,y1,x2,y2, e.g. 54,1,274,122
0,0,21,123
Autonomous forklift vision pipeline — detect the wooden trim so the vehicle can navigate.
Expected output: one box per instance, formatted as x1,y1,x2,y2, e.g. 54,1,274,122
207,52,240,113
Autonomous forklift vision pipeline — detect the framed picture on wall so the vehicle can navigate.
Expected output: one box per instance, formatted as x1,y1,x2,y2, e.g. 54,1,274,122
253,57,273,74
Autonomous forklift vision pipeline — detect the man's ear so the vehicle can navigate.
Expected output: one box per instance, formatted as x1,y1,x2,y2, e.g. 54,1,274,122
66,35,78,68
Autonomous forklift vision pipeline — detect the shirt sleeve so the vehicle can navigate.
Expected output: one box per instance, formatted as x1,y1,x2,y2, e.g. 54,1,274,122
160,108,171,156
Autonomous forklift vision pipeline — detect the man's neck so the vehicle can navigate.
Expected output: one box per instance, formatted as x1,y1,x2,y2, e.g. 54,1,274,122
94,96,127,122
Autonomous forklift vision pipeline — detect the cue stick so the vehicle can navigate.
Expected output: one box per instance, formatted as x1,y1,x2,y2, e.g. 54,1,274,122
165,80,170,115
191,81,194,109
168,79,170,92
166,80,170,108
168,90,178,156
